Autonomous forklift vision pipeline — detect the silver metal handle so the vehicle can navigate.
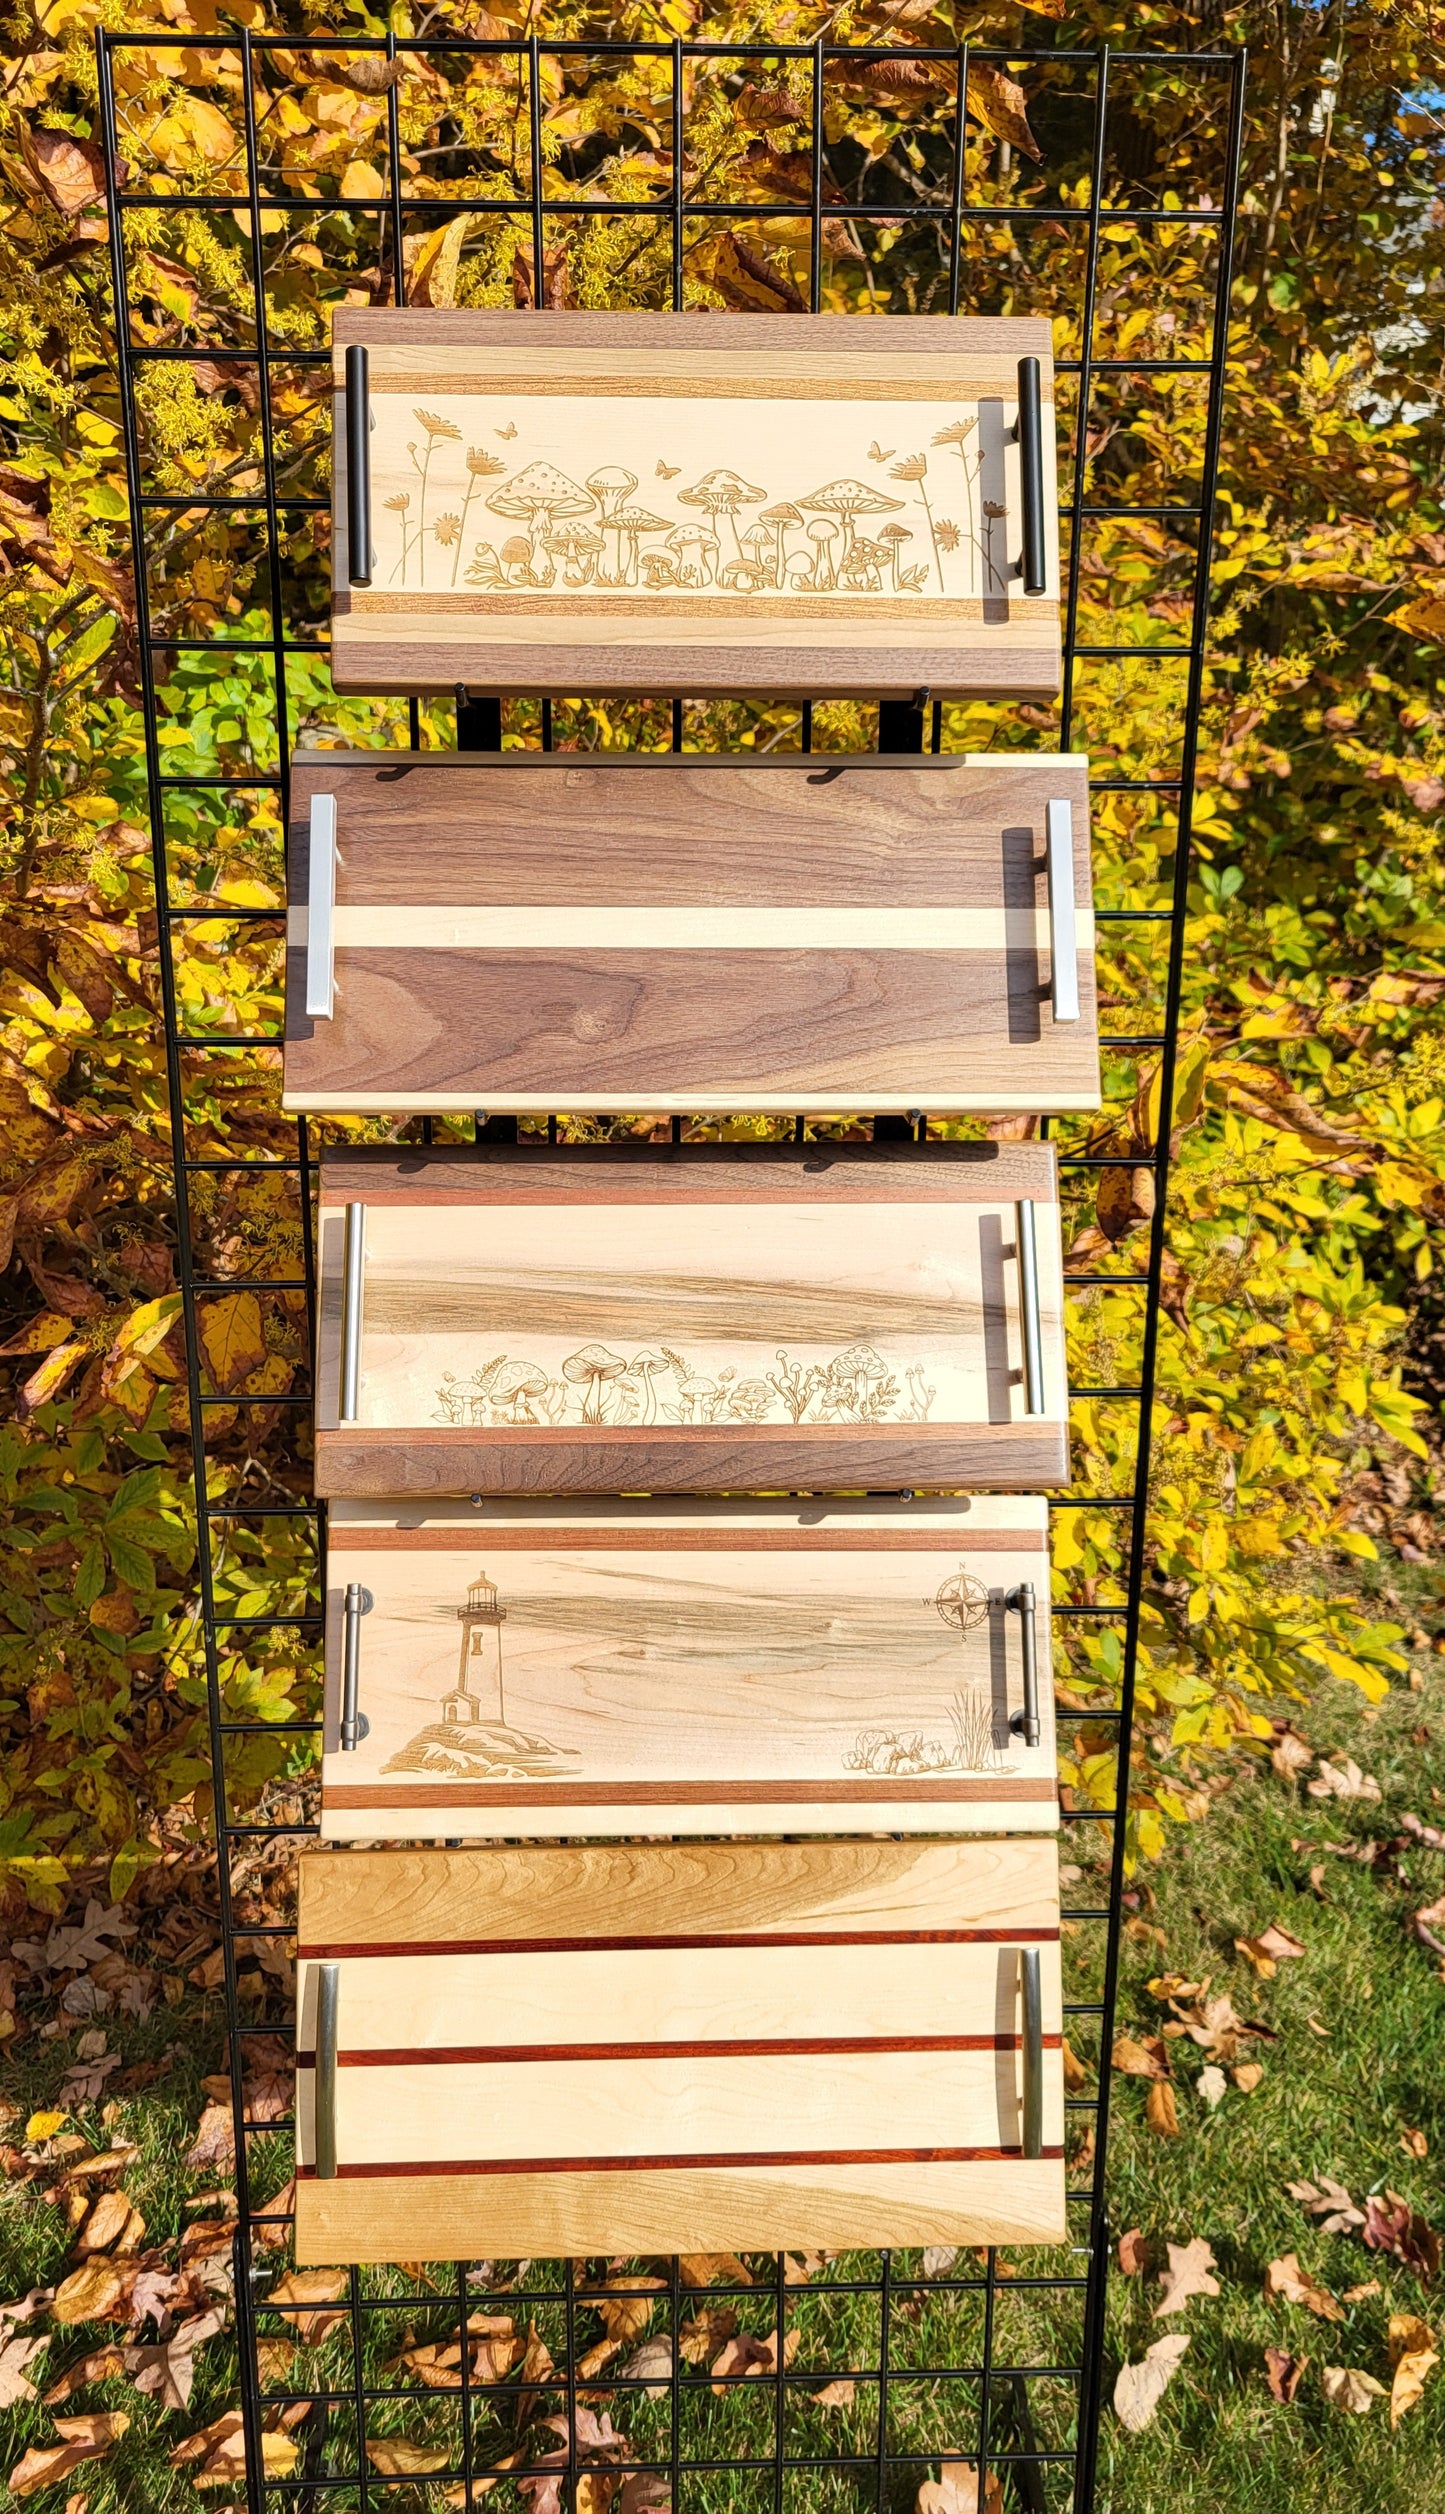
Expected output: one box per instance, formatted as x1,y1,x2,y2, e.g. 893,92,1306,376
1007,1581,1040,1748
304,793,337,1020
1046,797,1080,1025
341,1581,372,1752
315,1961,339,2180
1019,1947,1043,2160
339,1201,365,1423
1016,1199,1045,1417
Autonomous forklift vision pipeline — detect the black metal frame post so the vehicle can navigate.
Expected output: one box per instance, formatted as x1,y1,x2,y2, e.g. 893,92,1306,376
97,30,1245,2513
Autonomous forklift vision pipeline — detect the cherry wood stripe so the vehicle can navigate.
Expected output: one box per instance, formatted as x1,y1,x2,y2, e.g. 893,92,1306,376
298,2031,1063,2069
298,2144,1066,2179
322,1778,1059,1811
326,1522,1047,1552
296,1924,1061,1959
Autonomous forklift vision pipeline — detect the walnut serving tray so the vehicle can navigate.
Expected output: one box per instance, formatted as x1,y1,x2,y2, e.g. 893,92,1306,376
293,1836,1067,2262
282,752,1099,1116
319,1494,1058,1842
313,1141,1070,1498
330,311,1062,700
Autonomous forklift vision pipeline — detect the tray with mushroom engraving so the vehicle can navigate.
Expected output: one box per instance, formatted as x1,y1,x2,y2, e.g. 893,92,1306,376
330,310,1062,699
283,751,1099,1117
312,1140,1071,1497
318,1493,1059,1842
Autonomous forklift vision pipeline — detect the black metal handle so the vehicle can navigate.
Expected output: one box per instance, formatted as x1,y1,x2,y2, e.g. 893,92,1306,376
345,343,371,587
1014,356,1047,596
1019,1947,1044,2159
1007,1580,1041,1747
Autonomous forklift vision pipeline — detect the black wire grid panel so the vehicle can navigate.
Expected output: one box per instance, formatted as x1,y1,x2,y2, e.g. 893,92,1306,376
97,28,1245,2514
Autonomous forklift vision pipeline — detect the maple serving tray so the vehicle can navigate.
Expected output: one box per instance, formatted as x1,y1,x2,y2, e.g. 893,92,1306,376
313,1140,1070,1498
318,1493,1058,1842
330,310,1062,700
282,751,1099,1116
293,1836,1067,2262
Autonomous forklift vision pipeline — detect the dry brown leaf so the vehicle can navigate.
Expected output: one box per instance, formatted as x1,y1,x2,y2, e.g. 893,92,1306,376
1112,2034,1170,2080
43,2345,124,2404
1235,1923,1307,1980
265,2266,349,2347
1388,2313,1438,2425
617,2338,673,2397
922,2247,959,2279
1061,2038,1088,2093
813,2377,856,2407
966,64,1042,161
366,2437,451,2476
1265,2254,1344,2323
579,2276,665,2346
678,2254,752,2288
124,2307,225,2411
917,2464,1003,2514
10,2411,128,2501
1154,2238,1220,2318
1287,2175,1363,2236
184,2103,235,2174
1341,2281,1382,2303
255,2335,296,2385
1362,2191,1442,2280
1400,2126,1430,2160
710,2325,799,2391
1321,2364,1387,2414
1113,2332,1190,2432
1233,2063,1265,2094
1196,2065,1228,2109
1118,2229,1148,2277
75,2189,145,2257
1307,1757,1381,1803
678,2305,738,2365
1264,2345,1307,2403
50,2262,126,2327
1270,1729,1315,1780
0,2331,49,2406
1146,2082,1181,2138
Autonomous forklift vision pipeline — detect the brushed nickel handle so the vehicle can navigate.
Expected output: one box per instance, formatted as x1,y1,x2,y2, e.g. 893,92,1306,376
340,1581,372,1752
345,343,371,586
1019,1946,1043,2160
1016,1198,1045,1418
304,793,337,1020
1012,356,1047,596
315,1961,339,2180
1006,1581,1041,1748
1046,797,1080,1025
339,1201,366,1424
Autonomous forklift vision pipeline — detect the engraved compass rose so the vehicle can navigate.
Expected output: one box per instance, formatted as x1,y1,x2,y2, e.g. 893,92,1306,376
932,1567,991,1634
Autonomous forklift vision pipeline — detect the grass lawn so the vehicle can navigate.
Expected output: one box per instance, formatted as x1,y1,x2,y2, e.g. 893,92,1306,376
3,1649,1442,2512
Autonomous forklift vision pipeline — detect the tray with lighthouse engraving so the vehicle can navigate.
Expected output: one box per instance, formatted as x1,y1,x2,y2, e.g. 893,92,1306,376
282,750,1099,1117
329,310,1062,701
313,1140,1070,1498
320,1494,1058,1842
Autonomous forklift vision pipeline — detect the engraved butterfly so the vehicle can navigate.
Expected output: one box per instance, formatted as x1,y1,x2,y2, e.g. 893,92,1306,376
656,458,680,479
495,421,518,439
931,1569,991,1634
868,440,897,463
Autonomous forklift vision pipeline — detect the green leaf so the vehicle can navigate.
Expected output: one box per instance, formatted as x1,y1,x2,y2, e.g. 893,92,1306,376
74,1539,106,1609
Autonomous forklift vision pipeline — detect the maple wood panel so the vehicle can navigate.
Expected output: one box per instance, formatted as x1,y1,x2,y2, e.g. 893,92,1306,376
313,1140,1069,1496
318,1494,1058,1840
330,311,1061,699
282,753,1099,1115
293,1837,1066,2260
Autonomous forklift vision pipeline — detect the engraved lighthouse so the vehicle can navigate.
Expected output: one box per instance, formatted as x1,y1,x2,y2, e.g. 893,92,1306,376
443,1568,507,1727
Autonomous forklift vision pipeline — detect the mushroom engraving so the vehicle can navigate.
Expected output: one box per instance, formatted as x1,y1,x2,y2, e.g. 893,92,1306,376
797,477,906,581
759,500,802,587
488,1360,551,1423
586,464,639,582
562,1344,628,1421
612,506,673,586
623,1349,672,1424
665,520,719,587
677,466,767,564
486,461,593,585
544,517,605,585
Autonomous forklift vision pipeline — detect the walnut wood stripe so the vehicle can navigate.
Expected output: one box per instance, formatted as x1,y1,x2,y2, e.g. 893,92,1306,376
325,1520,1048,1551
322,1778,1060,1811
298,2144,1066,2179
297,2032,1064,2069
356,375,1051,406
312,1428,1070,1499
297,1924,1061,1959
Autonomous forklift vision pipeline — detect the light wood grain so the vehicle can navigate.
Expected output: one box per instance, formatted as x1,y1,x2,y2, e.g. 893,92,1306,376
312,1138,1068,1496
282,754,1099,1117
329,311,1060,699
292,1834,1065,2260
317,1498,1057,1841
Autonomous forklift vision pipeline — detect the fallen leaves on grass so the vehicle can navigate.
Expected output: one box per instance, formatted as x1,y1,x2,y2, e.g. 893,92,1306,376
1113,2332,1190,2431
1234,1922,1306,1979
677,2305,738,2365
1154,2239,1220,2318
1388,2314,1438,2427
10,2411,129,2501
263,2266,348,2346
1233,2063,1265,2094
1146,2082,1180,2137
1321,2363,1387,2414
74,2188,145,2256
1264,2346,1307,2403
813,2377,856,2407
124,2306,226,2410
1061,2038,1088,2092
0,2330,49,2405
183,2105,234,2175
917,2462,1004,2514
1400,2126,1429,2160
922,2246,959,2278
1287,2175,1364,2236
1270,1728,1315,1781
616,2338,672,2397
366,2438,451,2477
1307,1757,1381,1803
1112,2034,1170,2078
1196,2065,1227,2109
49,2261,126,2326
1265,2254,1344,2323
1118,2229,1148,2277
677,2254,752,2288
1341,2282,1381,2303
43,2346,124,2404
711,2325,799,2390
1362,2191,1441,2281
578,2277,664,2345
169,2408,299,2486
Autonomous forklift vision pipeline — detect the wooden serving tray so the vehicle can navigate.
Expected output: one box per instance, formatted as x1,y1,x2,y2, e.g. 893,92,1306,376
313,1141,1070,1498
320,1495,1058,1841
330,311,1061,700
294,1836,1066,2262
282,752,1099,1116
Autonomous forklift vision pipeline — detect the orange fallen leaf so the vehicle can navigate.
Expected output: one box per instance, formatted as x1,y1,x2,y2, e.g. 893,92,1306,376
1232,2063,1265,2094
1400,2126,1429,2160
1264,2346,1306,2403
1321,2363,1387,2414
711,2326,799,2391
1146,2081,1180,2138
813,2377,856,2407
1154,2238,1219,2318
264,2266,349,2346
1235,1923,1307,1980
366,2438,451,2476
1388,2314,1438,2428
1113,2333,1189,2431
1265,2254,1344,2323
1341,2281,1382,2304
1112,2034,1170,2080
10,2411,128,2502
1061,2038,1088,2092
1118,2229,1148,2277
49,2262,126,2327
917,2464,1003,2514
578,2275,664,2345
678,2254,752,2288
